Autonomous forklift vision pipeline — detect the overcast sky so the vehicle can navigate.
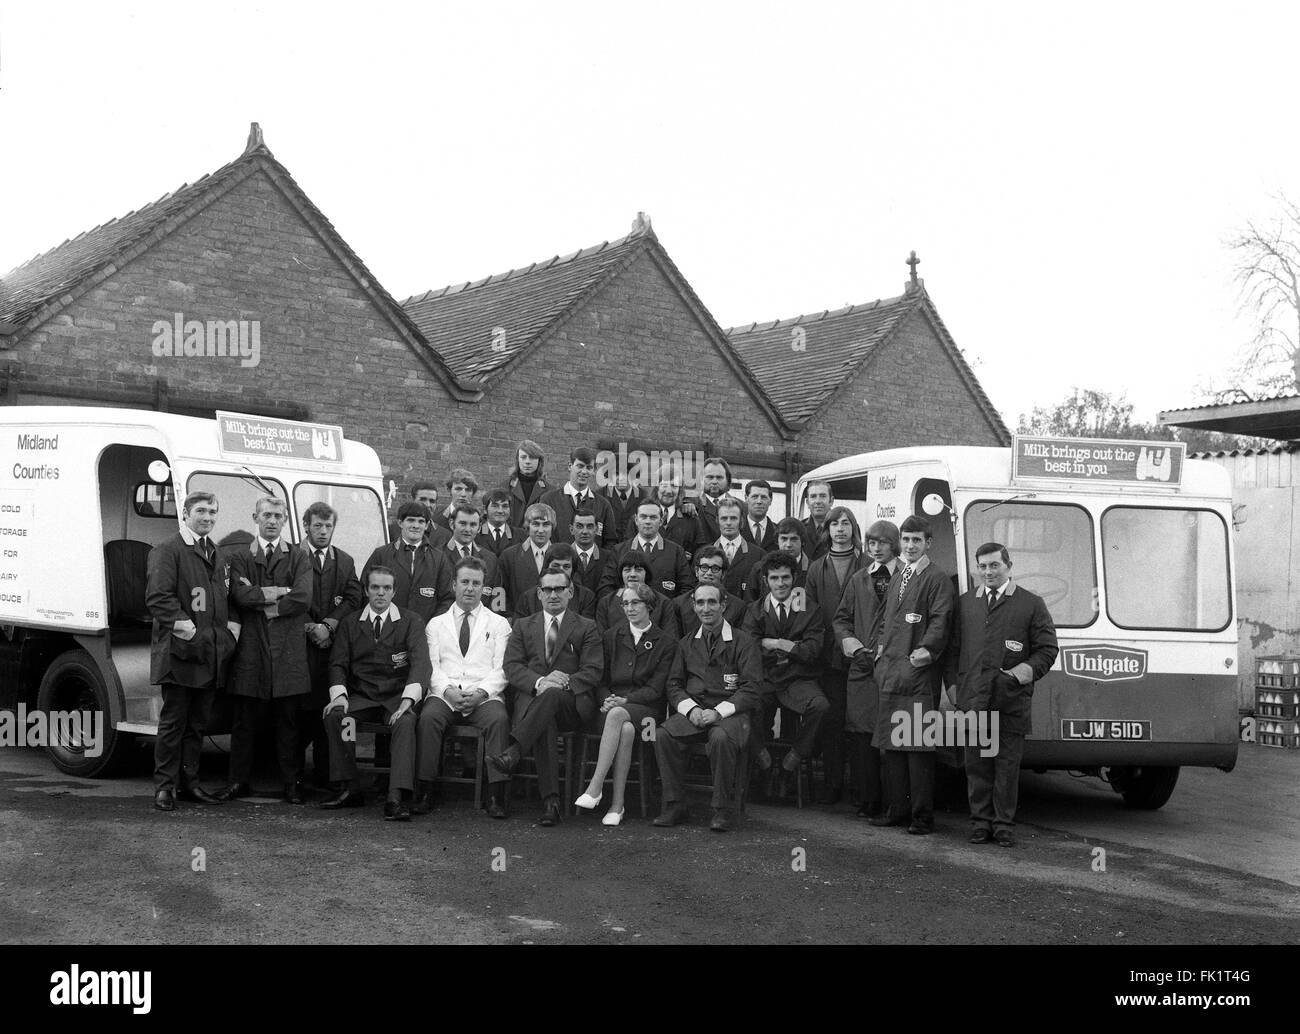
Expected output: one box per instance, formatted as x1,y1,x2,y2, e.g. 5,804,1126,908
2,2,1294,425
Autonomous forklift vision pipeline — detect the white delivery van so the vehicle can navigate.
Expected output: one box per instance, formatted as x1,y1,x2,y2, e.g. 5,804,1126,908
794,437,1238,809
0,407,387,776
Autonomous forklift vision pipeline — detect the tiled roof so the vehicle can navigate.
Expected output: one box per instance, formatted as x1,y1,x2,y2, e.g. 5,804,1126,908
0,172,232,328
400,231,648,384
726,293,920,426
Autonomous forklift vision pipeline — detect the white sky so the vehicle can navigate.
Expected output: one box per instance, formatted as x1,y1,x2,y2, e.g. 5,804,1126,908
2,1,1294,425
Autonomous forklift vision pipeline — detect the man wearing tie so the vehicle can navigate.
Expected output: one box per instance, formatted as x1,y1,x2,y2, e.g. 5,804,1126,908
602,499,694,600
539,447,618,548
443,501,505,616
386,481,451,550
713,498,764,602
741,552,829,799
489,569,604,826
945,543,1058,847
220,495,314,803
477,489,524,557
603,473,648,543
649,478,703,559
415,556,513,819
654,582,764,832
432,468,480,531
363,502,455,622
147,491,239,811
299,502,363,790
871,515,954,835
319,567,430,820
692,457,743,544
741,480,780,551
802,482,835,561
568,507,607,600
499,502,556,617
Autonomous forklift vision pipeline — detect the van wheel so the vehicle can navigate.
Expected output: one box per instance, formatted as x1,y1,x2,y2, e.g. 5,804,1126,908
1110,765,1180,810
34,650,130,778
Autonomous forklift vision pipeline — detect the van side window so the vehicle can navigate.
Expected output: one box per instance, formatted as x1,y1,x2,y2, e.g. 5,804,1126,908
133,482,177,518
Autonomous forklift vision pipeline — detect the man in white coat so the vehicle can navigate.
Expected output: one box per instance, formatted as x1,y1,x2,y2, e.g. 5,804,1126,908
414,555,513,818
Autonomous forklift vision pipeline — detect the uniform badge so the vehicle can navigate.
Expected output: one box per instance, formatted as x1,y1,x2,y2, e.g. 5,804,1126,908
391,651,408,667
333,595,343,607
723,673,739,689
643,639,654,651
905,612,922,624
662,581,676,592
419,587,436,597
1005,639,1023,651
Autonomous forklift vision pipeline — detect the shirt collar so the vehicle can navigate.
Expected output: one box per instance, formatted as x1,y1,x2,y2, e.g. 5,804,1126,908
901,555,931,576
179,525,202,546
454,603,484,621
361,604,401,623
256,537,283,555
303,543,335,560
546,610,568,627
563,483,591,502
764,593,801,613
979,579,1016,598
638,535,663,551
869,558,898,575
716,535,747,553
694,619,735,642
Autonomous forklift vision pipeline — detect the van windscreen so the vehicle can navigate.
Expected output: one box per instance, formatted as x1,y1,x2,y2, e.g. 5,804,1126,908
185,472,289,552
963,500,1098,627
294,482,385,563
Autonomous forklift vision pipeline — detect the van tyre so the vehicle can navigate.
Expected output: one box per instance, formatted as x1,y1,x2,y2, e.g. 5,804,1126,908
35,649,130,778
1112,765,1179,810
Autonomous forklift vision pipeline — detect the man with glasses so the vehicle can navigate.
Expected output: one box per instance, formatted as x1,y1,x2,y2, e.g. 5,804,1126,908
489,569,604,826
672,545,747,637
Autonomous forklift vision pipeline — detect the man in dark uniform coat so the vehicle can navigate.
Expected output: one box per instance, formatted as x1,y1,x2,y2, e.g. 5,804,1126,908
477,489,525,557
539,447,618,548
801,481,835,561
691,457,744,544
443,501,506,616
741,480,780,551
649,479,703,559
602,500,694,600
568,508,610,600
654,582,763,832
299,501,363,788
603,475,649,543
871,515,954,835
945,542,1058,847
741,552,828,798
319,566,431,820
363,502,455,622
712,498,765,602
498,502,555,617
147,491,239,811
672,546,746,637
489,569,604,826
220,495,314,803
386,481,451,550
516,548,598,619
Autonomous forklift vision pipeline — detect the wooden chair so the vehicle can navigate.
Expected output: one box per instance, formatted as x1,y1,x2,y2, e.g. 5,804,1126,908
507,732,579,814
574,732,654,818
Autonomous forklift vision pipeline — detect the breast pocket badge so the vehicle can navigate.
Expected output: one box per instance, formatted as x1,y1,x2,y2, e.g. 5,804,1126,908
662,580,676,592
723,673,739,690
391,651,409,668
905,612,922,624
333,595,344,607
1005,639,1024,652
419,587,436,597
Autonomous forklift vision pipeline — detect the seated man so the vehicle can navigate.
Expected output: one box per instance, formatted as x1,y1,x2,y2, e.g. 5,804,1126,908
741,551,829,798
320,566,430,820
489,568,603,826
654,583,763,832
415,556,513,819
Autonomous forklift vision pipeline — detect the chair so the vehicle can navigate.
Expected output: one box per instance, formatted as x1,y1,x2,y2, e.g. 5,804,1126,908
767,706,817,808
682,732,752,813
575,732,654,818
507,732,579,814
433,725,486,811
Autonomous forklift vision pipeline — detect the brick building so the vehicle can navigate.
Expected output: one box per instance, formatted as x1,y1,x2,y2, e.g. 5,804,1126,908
1,125,1008,511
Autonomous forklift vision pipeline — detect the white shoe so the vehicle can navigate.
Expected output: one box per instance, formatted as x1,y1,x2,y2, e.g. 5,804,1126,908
575,792,602,810
601,807,625,826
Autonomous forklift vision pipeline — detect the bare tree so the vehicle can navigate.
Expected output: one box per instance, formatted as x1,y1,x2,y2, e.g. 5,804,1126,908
1229,194,1300,396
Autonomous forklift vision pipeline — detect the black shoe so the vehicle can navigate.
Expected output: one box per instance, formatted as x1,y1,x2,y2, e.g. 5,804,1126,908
710,808,732,832
153,789,176,812
906,822,934,836
486,794,508,819
970,828,993,844
215,782,253,802
176,783,222,805
539,797,562,827
411,783,435,815
869,813,907,827
319,789,365,809
283,783,306,805
993,829,1016,848
485,750,519,777
652,803,689,827
817,784,844,806
383,799,412,821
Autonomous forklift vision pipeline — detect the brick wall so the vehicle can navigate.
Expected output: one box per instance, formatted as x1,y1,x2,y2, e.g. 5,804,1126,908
797,307,1006,468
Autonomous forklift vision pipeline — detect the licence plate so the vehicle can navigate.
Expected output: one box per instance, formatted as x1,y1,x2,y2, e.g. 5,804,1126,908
1060,719,1151,740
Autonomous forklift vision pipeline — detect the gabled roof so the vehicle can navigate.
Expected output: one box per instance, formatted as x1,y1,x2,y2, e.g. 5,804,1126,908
0,124,477,401
400,224,794,435
727,286,1010,443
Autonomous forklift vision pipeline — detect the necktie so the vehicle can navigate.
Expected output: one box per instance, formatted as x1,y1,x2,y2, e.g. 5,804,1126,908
704,632,719,660
545,617,559,666
316,549,326,570
987,589,998,612
404,544,416,575
753,523,762,542
777,602,787,628
493,528,502,547
725,541,736,561
898,564,913,601
199,537,212,563
535,549,545,574
459,610,471,655
372,616,383,641
641,541,653,553
580,551,590,570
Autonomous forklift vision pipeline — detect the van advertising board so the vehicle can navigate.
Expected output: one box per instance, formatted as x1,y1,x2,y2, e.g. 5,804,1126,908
1012,435,1184,487
216,411,344,465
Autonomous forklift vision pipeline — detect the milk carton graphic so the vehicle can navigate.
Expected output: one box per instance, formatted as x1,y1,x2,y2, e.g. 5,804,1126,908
1135,446,1172,482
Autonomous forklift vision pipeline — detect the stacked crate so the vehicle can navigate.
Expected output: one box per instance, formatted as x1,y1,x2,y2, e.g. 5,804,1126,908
1256,658,1300,748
